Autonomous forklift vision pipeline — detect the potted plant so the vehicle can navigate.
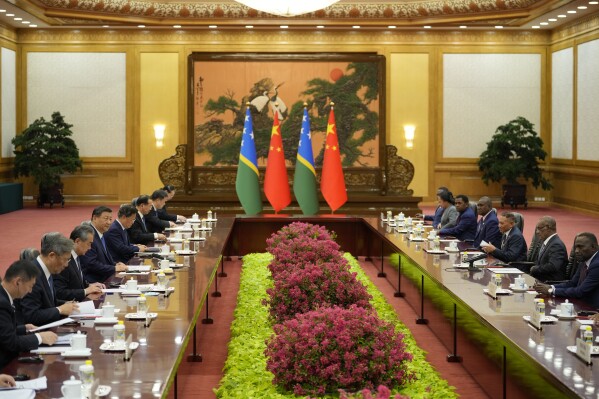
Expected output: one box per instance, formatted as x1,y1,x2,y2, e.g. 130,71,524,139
477,116,552,209
12,112,82,207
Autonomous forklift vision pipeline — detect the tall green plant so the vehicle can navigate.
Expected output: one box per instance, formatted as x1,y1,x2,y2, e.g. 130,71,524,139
477,116,552,190
12,112,82,188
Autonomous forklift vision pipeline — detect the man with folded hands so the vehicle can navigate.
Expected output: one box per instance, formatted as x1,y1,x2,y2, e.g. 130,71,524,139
54,225,105,302
0,260,58,370
105,204,147,263
535,232,599,307
481,212,527,263
19,233,79,326
80,206,128,283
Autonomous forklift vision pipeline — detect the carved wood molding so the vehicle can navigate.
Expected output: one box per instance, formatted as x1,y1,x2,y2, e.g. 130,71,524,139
386,144,414,196
158,144,187,191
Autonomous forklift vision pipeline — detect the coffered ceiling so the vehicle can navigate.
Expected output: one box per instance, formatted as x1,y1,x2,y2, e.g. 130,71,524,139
1,0,598,30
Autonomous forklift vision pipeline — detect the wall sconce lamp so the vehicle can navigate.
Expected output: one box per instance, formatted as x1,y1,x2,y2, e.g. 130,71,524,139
154,124,165,148
404,125,415,149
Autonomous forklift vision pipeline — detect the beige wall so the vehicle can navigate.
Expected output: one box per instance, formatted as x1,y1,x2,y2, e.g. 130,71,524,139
2,19,598,211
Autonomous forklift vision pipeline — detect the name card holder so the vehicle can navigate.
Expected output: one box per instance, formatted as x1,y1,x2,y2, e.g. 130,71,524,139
529,309,542,330
576,337,593,365
487,281,498,299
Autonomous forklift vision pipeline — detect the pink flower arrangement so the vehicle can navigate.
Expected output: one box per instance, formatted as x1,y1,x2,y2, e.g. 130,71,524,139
265,257,373,323
266,221,336,254
268,237,342,280
265,305,413,396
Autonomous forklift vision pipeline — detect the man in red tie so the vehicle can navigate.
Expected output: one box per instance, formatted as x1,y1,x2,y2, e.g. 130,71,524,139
535,232,599,307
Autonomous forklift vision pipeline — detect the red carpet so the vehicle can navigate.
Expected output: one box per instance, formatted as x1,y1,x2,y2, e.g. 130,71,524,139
2,204,599,398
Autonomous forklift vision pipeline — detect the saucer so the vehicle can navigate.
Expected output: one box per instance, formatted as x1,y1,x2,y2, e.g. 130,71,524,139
167,237,184,243
483,288,512,295
509,284,529,292
120,290,142,296
99,341,139,352
195,226,212,231
188,237,206,241
62,348,92,358
125,312,158,320
151,286,175,293
187,219,201,223
446,248,460,253
94,316,119,324
558,314,577,320
206,218,217,222
169,263,186,268
424,249,448,254
522,315,558,323
96,385,112,397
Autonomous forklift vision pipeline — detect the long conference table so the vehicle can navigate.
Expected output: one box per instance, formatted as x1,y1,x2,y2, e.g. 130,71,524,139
4,216,598,398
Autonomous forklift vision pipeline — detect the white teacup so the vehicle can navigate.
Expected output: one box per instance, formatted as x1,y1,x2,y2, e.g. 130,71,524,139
61,377,82,399
514,277,526,290
126,278,138,291
192,213,199,220
175,232,183,240
161,244,170,253
70,331,87,350
449,241,458,250
159,259,170,270
560,301,575,317
157,272,168,287
102,303,115,318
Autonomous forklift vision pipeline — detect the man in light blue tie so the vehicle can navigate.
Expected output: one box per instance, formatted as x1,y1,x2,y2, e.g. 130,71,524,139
19,233,79,326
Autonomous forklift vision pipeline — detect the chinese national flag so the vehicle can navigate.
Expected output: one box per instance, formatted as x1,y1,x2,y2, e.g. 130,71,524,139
320,106,347,212
264,112,291,213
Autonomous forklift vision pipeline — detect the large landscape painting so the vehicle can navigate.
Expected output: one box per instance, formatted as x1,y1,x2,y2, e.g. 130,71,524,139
189,53,384,170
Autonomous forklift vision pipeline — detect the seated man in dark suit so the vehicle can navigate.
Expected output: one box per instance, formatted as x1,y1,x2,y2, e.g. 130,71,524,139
105,204,147,264
0,260,57,370
473,196,501,248
20,233,79,326
129,195,167,245
417,186,449,228
534,232,599,307
80,206,128,283
158,185,186,223
529,216,568,282
481,212,527,263
146,190,175,234
439,194,477,242
54,225,105,302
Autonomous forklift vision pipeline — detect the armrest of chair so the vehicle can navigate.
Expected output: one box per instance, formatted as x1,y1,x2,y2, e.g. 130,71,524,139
509,261,535,273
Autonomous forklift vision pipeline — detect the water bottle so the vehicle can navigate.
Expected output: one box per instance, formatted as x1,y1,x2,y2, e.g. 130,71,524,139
79,360,94,387
137,294,148,316
583,326,594,344
113,320,125,344
207,210,213,220
433,236,440,251
494,274,502,290
537,299,545,318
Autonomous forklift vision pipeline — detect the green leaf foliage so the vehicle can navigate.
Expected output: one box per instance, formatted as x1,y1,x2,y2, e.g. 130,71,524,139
215,253,457,399
477,116,552,190
12,112,82,188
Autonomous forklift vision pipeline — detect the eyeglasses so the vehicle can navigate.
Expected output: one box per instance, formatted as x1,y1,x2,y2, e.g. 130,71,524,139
536,225,549,231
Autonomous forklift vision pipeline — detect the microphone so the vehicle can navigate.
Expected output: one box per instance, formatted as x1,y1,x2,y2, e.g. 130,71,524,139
467,253,488,270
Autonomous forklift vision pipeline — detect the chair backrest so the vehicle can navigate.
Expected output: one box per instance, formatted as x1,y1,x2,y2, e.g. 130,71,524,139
527,231,541,262
512,212,524,231
566,233,581,279
469,203,478,218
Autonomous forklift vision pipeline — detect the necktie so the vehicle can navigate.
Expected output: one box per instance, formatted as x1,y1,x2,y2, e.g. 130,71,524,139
48,275,55,302
538,243,546,259
578,263,589,286
477,220,483,234
75,257,84,284
100,235,114,263
141,216,147,231
501,234,508,249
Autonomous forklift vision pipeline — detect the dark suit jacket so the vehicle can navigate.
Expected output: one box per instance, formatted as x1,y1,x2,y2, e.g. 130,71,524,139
439,206,477,242
157,206,177,223
424,206,444,227
105,220,139,264
80,228,116,283
473,211,502,248
555,251,599,308
20,260,63,326
128,213,155,245
0,286,39,370
530,234,568,282
146,206,170,233
490,227,527,263
54,256,87,301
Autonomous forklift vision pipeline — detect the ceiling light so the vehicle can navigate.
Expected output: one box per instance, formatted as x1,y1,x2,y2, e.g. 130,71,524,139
532,25,540,29
173,25,181,28
22,21,30,24
495,25,503,29
280,25,288,29
245,25,253,28
235,0,340,17
138,25,145,28
14,17,22,21
0,9,6,13
6,13,14,16
558,14,567,17
590,1,599,4
424,25,431,29
352,25,361,28
578,5,588,9
29,24,37,27
548,18,557,21
388,25,396,29
316,25,325,28
540,22,549,25
103,25,110,27
460,25,467,29
209,25,218,28
567,10,577,13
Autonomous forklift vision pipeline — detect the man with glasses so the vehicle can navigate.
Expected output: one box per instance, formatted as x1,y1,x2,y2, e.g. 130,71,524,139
54,225,105,301
481,212,527,263
473,196,501,248
19,233,79,326
535,232,599,307
528,216,568,282
80,206,128,283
